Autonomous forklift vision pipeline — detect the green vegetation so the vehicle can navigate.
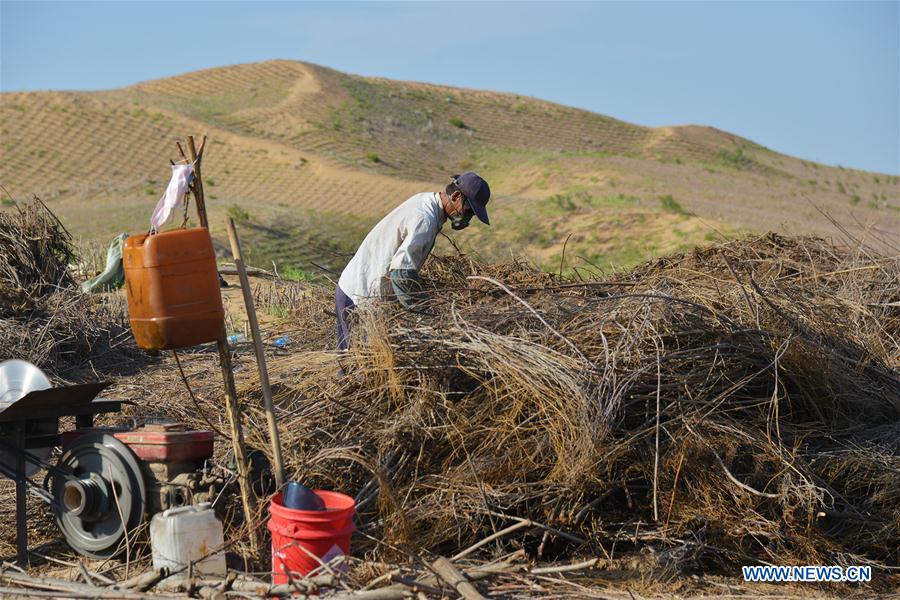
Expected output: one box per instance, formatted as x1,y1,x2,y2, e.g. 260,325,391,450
850,195,861,205
659,194,687,214
440,187,726,277
2,198,15,207
206,178,215,187
144,187,155,196
279,265,315,282
448,118,465,128
366,152,380,163
544,190,638,214
226,208,375,282
717,147,753,169
227,204,252,223
550,193,578,212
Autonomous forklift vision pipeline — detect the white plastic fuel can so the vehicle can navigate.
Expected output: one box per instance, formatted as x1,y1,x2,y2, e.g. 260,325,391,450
150,502,226,580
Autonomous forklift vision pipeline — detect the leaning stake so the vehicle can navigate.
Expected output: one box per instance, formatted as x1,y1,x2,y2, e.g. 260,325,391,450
226,217,286,489
185,135,258,554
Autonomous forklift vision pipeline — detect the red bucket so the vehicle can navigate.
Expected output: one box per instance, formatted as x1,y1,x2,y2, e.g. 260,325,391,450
268,491,355,583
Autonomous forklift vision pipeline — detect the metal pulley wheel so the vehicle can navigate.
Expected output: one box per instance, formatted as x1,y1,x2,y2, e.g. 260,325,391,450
51,433,146,558
0,359,56,476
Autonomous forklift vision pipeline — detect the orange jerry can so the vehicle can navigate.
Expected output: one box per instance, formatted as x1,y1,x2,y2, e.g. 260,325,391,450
123,228,224,350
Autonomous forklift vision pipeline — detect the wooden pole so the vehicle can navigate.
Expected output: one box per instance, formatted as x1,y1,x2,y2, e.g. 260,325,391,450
225,217,286,489
185,135,258,554
431,557,486,600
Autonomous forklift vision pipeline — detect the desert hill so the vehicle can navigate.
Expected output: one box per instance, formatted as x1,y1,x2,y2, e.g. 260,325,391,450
1,60,897,275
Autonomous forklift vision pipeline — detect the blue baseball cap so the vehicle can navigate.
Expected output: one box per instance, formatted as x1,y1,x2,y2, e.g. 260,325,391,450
454,172,491,225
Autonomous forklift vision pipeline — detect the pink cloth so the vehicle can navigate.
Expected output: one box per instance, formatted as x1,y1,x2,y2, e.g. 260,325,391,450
150,163,193,232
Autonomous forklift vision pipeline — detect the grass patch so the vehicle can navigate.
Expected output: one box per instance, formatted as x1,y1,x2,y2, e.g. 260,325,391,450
716,147,755,170
849,195,861,205
144,187,156,196
279,265,315,282
366,152,380,163
659,194,687,214
549,193,578,212
448,118,465,129
227,204,252,223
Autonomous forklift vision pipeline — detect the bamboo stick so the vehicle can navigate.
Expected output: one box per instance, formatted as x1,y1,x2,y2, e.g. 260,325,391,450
184,135,258,554
226,217,285,488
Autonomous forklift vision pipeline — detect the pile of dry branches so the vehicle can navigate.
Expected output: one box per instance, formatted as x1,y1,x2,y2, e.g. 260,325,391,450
0,199,134,376
1,230,897,595
244,233,898,573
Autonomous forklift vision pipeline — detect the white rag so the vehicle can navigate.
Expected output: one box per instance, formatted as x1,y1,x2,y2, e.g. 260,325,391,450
150,163,194,232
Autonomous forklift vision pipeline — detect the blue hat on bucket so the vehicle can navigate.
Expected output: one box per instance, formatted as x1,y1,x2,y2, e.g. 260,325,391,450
454,172,491,225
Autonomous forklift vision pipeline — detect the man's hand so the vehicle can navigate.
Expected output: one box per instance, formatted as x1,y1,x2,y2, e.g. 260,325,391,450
390,269,433,313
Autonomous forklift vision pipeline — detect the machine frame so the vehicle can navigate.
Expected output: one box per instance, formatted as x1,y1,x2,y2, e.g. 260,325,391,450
0,382,122,565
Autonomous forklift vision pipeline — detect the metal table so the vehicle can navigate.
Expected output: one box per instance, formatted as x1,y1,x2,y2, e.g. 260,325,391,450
0,382,121,565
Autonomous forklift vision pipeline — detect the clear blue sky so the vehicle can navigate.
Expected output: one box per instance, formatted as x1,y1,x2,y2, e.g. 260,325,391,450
2,1,898,174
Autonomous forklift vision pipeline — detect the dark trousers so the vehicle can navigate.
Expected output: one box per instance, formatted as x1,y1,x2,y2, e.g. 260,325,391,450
335,285,355,351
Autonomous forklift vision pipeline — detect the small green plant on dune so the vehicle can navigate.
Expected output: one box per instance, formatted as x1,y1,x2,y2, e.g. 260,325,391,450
550,193,578,212
2,198,15,207
448,118,465,129
206,178,215,187
717,147,753,169
280,265,315,282
366,152,380,163
227,204,252,224
144,187,155,196
659,194,687,214
849,195,861,205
